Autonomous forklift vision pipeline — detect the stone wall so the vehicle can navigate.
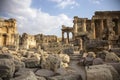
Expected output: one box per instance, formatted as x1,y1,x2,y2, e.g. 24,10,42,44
62,11,120,50
35,34,57,45
20,33,36,49
71,11,120,40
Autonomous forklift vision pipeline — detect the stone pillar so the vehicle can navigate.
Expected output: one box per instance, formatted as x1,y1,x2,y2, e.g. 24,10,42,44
91,20,96,39
0,33,2,46
100,19,104,38
118,19,120,35
62,31,64,42
74,23,78,34
72,32,74,40
73,17,78,34
101,19,104,31
83,19,86,32
79,38,83,50
67,32,69,43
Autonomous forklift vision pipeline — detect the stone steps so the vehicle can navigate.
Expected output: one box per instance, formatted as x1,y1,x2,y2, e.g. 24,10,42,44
69,54,82,61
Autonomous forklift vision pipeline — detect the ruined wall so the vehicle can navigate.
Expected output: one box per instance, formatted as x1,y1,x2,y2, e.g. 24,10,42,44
0,18,19,47
92,11,120,40
35,34,57,45
21,33,36,49
72,11,120,40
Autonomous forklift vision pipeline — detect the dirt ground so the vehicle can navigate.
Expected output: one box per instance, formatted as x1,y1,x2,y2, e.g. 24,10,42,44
69,61,86,80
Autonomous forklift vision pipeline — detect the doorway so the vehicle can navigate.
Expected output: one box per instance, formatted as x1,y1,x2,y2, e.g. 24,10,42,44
2,34,7,46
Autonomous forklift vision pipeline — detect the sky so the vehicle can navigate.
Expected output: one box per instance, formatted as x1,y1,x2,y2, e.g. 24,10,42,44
0,0,120,37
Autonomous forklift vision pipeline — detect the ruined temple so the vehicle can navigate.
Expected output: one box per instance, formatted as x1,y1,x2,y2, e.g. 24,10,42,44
0,18,19,47
62,11,120,50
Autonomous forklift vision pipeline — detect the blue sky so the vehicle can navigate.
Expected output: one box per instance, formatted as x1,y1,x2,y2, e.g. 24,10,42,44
0,0,120,37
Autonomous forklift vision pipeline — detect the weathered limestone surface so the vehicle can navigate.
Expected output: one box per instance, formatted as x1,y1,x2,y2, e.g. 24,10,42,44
0,18,19,48
20,33,36,49
0,11,120,80
62,11,120,51
0,53,15,79
47,73,82,80
13,68,37,80
86,64,120,80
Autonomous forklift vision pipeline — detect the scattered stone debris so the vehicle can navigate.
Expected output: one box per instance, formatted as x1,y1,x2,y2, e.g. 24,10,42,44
0,11,120,80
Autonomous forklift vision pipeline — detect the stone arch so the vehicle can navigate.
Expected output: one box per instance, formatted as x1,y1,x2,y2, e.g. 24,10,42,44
61,26,73,44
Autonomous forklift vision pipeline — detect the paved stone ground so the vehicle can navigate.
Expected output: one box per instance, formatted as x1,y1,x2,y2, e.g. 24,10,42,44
69,61,86,80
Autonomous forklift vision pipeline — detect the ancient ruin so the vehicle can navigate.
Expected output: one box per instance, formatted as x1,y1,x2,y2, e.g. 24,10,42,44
62,11,120,51
0,11,120,80
0,18,19,47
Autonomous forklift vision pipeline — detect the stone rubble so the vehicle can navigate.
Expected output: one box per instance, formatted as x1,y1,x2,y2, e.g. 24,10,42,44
0,11,120,80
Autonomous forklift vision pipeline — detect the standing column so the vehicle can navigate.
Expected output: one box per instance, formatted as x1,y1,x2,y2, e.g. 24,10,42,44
100,19,104,38
72,32,74,40
74,23,78,34
118,19,120,35
73,17,78,35
83,19,86,32
62,31,64,43
0,33,2,46
67,32,69,43
101,19,104,31
91,20,96,39
79,38,83,51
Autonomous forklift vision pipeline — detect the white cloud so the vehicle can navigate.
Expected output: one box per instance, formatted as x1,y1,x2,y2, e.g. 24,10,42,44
89,0,102,4
49,0,79,9
0,0,73,37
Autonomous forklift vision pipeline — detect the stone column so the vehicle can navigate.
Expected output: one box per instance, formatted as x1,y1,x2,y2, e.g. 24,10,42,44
73,17,78,34
0,33,2,46
100,19,104,38
118,19,120,35
83,19,86,32
91,20,96,39
67,32,69,43
72,32,74,40
79,38,83,50
101,19,104,31
62,31,64,42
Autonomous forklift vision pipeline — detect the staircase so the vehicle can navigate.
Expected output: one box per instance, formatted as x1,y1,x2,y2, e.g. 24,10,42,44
69,53,82,61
